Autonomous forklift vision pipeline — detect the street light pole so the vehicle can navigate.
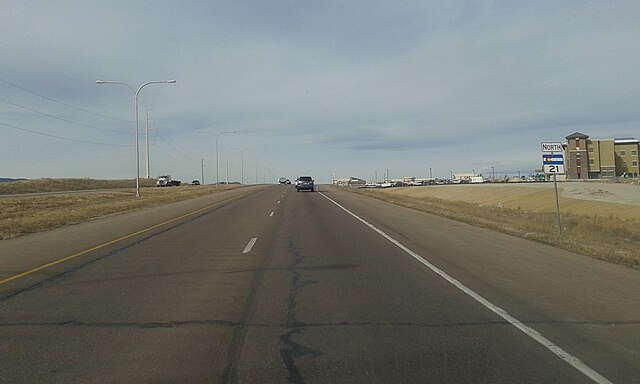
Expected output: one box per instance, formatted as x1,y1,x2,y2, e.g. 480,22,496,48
145,108,152,179
197,130,236,185
231,147,255,184
96,79,176,197
216,131,236,185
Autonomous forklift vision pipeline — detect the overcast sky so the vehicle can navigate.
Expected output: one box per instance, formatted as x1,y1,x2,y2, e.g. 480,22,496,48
2,1,639,183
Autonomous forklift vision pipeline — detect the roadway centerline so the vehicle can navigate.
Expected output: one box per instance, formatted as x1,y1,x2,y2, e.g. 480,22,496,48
319,191,613,384
242,237,258,254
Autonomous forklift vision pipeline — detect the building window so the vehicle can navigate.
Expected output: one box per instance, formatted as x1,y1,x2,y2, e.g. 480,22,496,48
620,150,626,156
633,160,639,167
632,150,638,156
589,159,595,165
588,147,594,152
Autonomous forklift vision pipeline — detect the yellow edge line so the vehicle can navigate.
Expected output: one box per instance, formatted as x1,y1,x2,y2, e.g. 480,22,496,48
0,194,242,287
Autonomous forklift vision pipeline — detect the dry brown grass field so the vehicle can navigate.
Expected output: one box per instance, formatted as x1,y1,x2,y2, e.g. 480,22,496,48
349,184,640,269
0,179,242,240
0,178,157,195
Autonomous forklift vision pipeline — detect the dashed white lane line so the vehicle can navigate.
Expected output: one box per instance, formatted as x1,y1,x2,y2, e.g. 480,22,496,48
270,211,274,217
319,191,613,384
277,201,280,204
242,237,258,254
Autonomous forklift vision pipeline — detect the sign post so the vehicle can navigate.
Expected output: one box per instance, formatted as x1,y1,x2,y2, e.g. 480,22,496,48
542,143,564,237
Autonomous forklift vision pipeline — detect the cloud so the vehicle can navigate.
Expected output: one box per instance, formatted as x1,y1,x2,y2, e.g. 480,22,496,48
1,1,639,181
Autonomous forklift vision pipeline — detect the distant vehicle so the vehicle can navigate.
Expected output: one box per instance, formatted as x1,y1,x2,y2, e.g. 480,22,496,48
157,175,181,187
278,177,291,185
191,180,201,186
296,176,315,192
470,176,484,184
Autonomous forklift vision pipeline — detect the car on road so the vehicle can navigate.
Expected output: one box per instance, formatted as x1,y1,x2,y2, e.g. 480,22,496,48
191,180,201,185
296,176,315,192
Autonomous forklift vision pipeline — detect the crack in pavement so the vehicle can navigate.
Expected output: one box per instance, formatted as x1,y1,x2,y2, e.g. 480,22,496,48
278,237,322,384
1,319,635,330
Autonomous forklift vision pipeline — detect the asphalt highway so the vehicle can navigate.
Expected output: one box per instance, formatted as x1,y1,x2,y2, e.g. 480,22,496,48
1,185,638,383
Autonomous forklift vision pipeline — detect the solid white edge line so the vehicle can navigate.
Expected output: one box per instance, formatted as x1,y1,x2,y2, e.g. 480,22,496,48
318,191,613,384
242,237,258,254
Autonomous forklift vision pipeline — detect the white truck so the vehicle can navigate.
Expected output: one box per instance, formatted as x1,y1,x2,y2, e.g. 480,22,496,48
157,175,181,187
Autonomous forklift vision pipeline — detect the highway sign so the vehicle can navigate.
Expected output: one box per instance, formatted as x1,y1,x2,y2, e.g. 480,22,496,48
543,154,565,174
541,142,563,153
544,164,565,174
541,142,565,236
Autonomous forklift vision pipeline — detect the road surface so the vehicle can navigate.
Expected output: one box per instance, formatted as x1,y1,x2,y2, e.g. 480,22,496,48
1,185,638,383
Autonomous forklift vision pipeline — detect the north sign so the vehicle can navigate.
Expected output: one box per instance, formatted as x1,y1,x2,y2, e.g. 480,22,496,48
541,142,563,153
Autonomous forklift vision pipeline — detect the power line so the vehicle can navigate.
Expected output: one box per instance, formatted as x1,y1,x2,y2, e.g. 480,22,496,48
0,77,130,123
0,121,133,147
154,124,200,164
158,134,199,164
156,133,201,173
0,97,132,135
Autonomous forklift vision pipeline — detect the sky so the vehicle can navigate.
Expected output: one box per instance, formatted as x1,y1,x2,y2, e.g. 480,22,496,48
1,1,639,183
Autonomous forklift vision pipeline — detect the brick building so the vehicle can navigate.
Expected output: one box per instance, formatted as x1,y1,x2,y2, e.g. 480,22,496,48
564,132,639,179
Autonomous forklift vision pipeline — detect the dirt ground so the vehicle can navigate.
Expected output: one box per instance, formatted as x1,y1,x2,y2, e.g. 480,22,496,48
378,181,640,221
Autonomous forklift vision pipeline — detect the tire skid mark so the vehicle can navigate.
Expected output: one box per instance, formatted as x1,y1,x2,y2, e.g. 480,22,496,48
220,211,283,384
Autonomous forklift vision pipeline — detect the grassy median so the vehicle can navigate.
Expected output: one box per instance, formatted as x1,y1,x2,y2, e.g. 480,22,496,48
347,185,640,269
0,179,242,240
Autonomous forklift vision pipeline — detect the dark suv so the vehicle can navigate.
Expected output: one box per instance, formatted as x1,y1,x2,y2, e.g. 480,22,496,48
296,176,315,192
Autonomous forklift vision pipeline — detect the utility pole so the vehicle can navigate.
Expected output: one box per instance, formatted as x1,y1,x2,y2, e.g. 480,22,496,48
201,159,205,185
